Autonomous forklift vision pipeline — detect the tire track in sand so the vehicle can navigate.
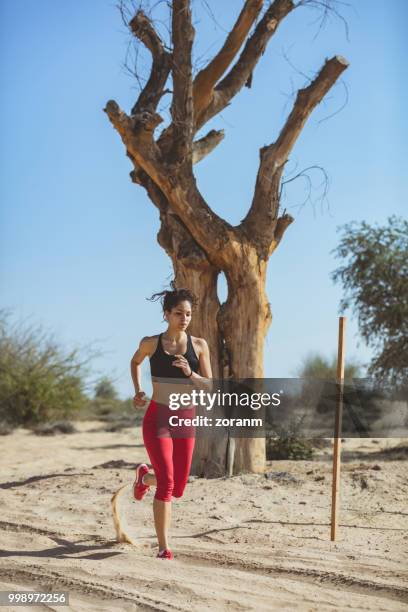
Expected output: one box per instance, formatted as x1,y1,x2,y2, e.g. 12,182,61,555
0,566,191,612
175,548,408,605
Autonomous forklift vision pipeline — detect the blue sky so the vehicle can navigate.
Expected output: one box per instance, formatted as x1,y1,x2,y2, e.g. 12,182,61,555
1,0,406,398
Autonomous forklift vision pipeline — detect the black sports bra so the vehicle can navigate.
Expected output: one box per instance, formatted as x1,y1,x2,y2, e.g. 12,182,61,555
150,333,200,379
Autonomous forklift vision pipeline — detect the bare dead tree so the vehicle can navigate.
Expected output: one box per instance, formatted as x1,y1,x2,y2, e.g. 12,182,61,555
105,0,349,476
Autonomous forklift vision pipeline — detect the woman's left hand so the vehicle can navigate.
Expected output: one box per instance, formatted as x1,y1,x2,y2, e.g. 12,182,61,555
172,354,192,377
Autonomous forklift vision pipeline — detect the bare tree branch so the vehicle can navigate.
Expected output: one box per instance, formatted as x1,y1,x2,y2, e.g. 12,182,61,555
128,10,172,129
274,212,294,244
272,55,349,162
129,8,165,56
104,99,162,175
296,0,351,42
155,0,294,157
197,0,296,129
104,99,235,266
280,164,330,216
316,77,348,125
192,129,225,163
242,54,348,254
130,128,224,184
170,0,195,166
193,0,264,121
136,172,214,274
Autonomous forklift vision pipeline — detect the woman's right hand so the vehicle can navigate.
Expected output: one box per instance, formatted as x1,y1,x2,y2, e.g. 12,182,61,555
133,391,148,409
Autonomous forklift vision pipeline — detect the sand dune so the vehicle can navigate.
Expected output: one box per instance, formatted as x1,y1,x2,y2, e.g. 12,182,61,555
0,422,407,611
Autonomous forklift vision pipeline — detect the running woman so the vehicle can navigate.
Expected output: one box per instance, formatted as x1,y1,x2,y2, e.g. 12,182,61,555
130,283,212,560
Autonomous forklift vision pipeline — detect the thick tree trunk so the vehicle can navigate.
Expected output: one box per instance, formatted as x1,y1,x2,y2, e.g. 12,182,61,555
218,250,271,473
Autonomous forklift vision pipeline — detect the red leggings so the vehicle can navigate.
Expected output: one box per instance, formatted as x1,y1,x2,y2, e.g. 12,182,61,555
142,400,196,502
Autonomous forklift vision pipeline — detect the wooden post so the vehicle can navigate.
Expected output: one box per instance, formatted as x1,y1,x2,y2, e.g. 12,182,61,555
330,316,346,541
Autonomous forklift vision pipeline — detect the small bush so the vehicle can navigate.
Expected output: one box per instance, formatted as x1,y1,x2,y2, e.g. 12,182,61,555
296,353,362,381
94,377,118,400
266,414,315,461
0,309,98,427
266,436,315,460
32,420,78,436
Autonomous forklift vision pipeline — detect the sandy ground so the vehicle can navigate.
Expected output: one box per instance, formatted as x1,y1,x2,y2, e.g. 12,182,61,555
0,421,407,611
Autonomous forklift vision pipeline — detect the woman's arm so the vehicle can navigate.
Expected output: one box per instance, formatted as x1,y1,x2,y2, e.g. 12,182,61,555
130,337,152,407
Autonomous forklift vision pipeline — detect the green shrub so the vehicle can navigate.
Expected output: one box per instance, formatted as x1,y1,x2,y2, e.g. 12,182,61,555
266,436,315,460
0,309,95,426
32,420,78,435
266,414,315,461
296,352,362,381
94,376,118,400
75,396,143,428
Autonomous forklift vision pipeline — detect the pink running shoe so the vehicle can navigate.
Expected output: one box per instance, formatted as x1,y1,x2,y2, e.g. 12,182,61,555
133,463,150,500
157,549,174,560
